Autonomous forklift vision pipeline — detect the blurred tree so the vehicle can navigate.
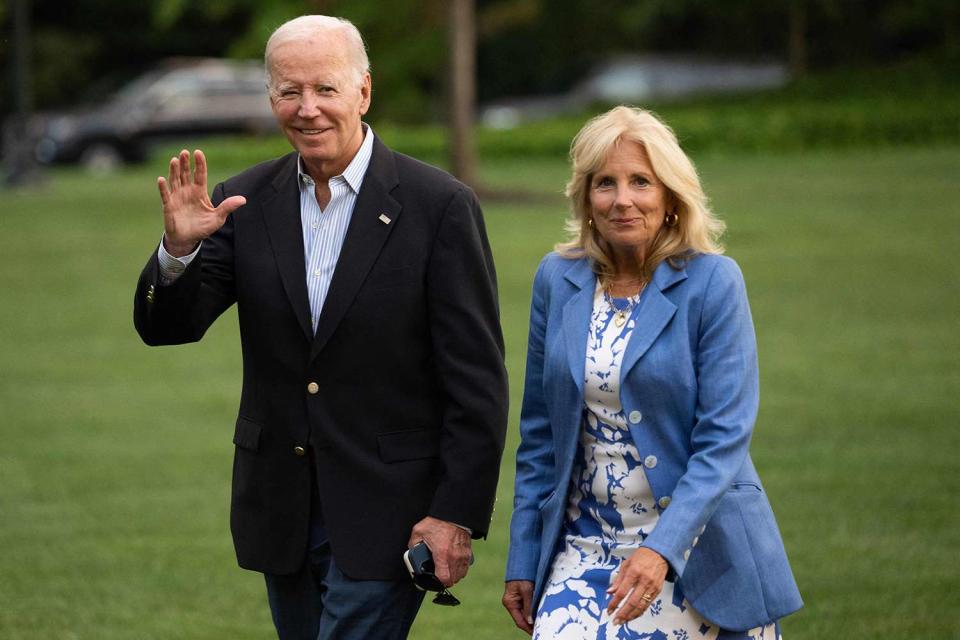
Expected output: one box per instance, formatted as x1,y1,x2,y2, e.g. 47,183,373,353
449,0,477,185
0,0,252,114
155,0,449,123
3,0,958,124
474,0,960,102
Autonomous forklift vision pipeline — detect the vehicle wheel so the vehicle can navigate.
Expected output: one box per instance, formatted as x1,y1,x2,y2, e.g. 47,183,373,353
80,143,124,173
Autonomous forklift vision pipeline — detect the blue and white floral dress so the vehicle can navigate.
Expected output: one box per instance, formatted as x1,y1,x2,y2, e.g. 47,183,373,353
532,285,780,640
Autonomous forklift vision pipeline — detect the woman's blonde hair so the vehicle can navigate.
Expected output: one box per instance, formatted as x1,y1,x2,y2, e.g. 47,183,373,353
556,106,725,283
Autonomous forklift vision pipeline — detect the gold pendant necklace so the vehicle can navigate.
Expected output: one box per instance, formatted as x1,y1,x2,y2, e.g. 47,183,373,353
605,279,646,328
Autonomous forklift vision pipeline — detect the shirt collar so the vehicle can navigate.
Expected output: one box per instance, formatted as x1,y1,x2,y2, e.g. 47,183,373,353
297,124,374,194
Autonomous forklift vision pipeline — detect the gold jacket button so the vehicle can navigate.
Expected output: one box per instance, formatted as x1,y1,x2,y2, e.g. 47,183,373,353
294,446,306,457
307,382,319,394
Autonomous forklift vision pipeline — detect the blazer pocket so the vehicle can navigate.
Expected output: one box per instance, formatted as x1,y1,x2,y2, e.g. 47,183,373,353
233,416,262,452
377,427,441,463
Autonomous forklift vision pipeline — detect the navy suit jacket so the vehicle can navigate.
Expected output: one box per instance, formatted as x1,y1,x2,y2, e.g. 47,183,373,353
506,252,801,631
135,136,508,580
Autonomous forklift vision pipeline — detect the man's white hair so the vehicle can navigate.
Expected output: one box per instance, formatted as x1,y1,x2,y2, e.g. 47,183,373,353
265,15,370,92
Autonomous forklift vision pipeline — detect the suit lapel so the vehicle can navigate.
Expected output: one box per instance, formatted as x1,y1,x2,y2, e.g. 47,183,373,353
259,154,313,341
619,261,686,383
310,137,401,361
561,260,597,395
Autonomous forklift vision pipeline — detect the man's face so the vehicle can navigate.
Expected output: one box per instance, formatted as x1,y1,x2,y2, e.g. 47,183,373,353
268,34,371,180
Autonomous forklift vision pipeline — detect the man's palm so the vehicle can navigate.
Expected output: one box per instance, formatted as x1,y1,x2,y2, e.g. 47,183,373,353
157,149,246,256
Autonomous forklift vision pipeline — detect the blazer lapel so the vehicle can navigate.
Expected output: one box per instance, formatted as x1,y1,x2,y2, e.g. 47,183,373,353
310,137,401,361
561,259,597,395
619,261,686,383
260,154,313,341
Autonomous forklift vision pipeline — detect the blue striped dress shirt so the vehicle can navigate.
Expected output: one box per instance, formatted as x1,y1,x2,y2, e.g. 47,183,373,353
298,126,374,332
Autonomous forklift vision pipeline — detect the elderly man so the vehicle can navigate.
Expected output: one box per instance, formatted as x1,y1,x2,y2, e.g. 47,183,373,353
134,15,508,640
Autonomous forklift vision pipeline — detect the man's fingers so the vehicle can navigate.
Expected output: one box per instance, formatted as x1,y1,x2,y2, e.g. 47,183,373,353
194,149,207,187
217,195,247,218
179,149,191,186
433,556,452,586
168,156,180,189
157,177,170,206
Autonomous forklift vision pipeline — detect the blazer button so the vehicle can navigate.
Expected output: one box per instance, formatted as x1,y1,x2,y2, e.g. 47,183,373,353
307,382,319,394
644,455,658,469
692,536,700,547
683,549,691,561
657,496,671,509
294,446,306,457
628,410,642,424
700,524,707,535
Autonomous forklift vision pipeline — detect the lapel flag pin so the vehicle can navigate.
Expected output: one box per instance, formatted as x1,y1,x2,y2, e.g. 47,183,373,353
378,213,392,225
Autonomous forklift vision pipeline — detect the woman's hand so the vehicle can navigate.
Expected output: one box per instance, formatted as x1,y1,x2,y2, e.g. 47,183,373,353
502,580,535,635
606,548,668,625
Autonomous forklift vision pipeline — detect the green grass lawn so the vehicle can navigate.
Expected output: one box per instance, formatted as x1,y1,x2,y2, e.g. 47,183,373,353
1,144,958,639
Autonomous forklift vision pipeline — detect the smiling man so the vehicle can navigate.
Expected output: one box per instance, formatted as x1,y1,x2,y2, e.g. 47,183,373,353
133,15,508,640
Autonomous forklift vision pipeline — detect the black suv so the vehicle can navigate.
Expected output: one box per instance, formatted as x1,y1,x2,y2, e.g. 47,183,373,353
30,58,277,170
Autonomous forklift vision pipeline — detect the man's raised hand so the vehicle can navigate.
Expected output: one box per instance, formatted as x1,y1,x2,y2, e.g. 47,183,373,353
157,149,247,257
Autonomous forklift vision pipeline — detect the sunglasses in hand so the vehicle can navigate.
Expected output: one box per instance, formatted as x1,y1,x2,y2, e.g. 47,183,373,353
403,542,461,606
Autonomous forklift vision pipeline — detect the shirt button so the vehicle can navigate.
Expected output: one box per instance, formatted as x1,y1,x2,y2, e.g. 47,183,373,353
628,410,642,424
311,222,319,230
294,446,306,457
307,382,319,394
314,268,322,277
658,496,671,509
644,455,658,469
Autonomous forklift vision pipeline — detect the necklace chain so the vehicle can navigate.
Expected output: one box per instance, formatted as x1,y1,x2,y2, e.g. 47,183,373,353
604,279,646,328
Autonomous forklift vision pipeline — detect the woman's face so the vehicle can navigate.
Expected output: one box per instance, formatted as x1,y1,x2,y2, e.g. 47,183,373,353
588,141,669,263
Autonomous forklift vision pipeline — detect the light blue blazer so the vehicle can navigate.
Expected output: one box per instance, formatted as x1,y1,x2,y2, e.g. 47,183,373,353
505,252,802,631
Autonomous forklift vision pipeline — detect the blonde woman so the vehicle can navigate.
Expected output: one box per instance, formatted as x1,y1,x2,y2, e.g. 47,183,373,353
502,106,801,639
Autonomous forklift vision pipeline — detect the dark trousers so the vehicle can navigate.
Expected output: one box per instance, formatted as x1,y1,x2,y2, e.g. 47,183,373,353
264,541,425,640
265,455,424,640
